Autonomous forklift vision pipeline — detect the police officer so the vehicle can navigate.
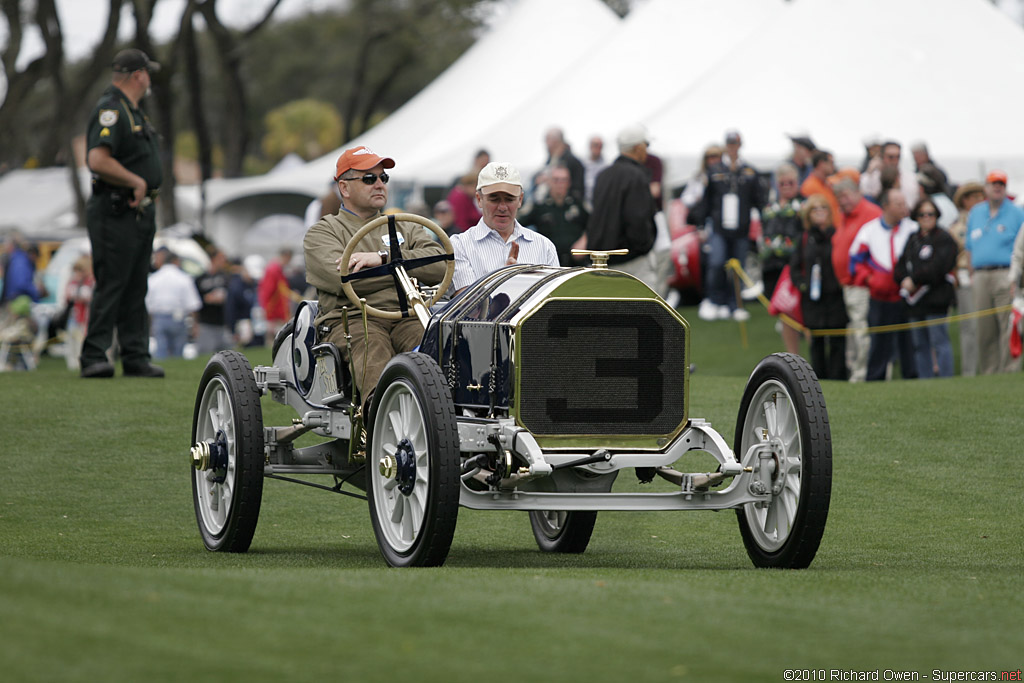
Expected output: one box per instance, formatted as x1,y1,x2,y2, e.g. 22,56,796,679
519,165,589,266
80,48,164,378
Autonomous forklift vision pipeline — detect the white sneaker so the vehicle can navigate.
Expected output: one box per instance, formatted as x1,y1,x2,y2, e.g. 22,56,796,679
741,281,763,301
698,299,718,321
665,289,682,309
716,305,732,320
732,308,751,322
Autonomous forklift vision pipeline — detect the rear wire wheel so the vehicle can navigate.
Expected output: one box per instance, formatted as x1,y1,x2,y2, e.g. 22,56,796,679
734,353,831,569
529,510,597,553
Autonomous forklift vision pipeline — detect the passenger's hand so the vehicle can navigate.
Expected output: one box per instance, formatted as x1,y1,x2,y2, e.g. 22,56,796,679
506,241,519,265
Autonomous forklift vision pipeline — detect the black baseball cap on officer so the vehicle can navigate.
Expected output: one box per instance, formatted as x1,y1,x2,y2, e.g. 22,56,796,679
112,48,160,73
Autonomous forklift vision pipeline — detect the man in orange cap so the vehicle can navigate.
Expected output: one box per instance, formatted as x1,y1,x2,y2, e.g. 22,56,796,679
800,149,842,230
303,146,448,395
964,170,1023,374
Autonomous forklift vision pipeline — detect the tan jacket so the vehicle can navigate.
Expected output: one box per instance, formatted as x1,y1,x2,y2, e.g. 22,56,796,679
948,213,970,272
303,209,446,327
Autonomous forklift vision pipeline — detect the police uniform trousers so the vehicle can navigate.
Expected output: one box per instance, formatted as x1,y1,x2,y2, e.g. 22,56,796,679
80,194,156,369
324,315,425,398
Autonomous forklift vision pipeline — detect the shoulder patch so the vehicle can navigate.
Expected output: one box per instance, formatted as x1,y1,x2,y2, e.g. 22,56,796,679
99,109,119,127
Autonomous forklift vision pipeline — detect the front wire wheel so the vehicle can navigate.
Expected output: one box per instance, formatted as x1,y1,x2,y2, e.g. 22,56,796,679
367,353,460,567
734,353,831,569
529,510,597,553
190,351,264,552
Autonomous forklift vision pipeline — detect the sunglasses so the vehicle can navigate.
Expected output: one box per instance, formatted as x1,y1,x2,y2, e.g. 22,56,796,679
341,171,389,185
916,211,937,218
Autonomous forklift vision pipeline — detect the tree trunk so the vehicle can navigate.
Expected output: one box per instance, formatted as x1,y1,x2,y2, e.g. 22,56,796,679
180,1,212,233
196,0,283,177
68,0,126,221
130,0,179,226
0,0,47,170
35,0,65,167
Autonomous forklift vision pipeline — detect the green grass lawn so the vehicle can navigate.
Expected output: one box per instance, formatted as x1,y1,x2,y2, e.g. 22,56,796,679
1,305,1021,682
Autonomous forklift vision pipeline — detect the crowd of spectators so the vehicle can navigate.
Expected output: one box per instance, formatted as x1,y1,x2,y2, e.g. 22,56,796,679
4,126,1023,382
677,130,1023,380
0,231,311,369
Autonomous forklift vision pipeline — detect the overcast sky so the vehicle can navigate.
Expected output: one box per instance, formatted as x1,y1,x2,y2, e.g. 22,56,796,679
2,0,1023,102
4,0,339,65
4,0,1024,66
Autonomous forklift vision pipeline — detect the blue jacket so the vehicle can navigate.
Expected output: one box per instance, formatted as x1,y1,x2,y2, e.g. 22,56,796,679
1,248,40,302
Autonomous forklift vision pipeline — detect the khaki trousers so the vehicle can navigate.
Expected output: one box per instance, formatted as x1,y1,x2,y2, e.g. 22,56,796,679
973,268,1021,374
325,315,425,396
843,285,870,383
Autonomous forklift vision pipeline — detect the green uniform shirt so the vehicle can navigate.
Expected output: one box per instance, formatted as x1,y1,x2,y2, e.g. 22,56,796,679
519,195,588,266
86,85,162,190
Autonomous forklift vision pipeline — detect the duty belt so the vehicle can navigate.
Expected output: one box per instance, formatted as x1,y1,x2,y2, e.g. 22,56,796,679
92,178,160,199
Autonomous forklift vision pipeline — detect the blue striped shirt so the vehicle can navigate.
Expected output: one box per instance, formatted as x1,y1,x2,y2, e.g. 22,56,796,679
450,219,560,291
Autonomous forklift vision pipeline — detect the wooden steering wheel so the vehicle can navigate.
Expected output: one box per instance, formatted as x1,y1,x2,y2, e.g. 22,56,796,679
338,212,455,321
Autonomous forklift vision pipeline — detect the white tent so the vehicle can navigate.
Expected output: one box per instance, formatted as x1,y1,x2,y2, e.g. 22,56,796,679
444,0,785,183
202,0,621,252
203,0,1024,253
0,166,200,240
645,0,1024,189
0,168,86,238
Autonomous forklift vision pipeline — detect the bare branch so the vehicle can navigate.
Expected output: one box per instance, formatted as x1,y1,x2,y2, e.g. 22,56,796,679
243,0,285,39
1,0,24,79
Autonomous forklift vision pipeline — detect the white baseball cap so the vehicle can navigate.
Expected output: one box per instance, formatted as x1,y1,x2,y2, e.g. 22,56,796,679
477,162,523,196
617,123,650,148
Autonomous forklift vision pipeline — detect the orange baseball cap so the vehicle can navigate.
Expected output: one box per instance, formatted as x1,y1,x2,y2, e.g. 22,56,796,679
828,167,861,186
986,170,1008,184
334,146,395,181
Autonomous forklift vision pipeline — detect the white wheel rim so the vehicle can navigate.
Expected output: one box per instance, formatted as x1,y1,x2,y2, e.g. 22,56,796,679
371,380,430,553
741,379,802,552
536,511,567,539
194,377,236,536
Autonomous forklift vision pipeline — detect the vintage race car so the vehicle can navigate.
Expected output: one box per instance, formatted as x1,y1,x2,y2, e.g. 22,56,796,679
190,214,832,568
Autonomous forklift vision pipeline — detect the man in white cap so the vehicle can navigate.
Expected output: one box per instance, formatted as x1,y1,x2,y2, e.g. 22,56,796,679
449,162,559,294
584,123,658,285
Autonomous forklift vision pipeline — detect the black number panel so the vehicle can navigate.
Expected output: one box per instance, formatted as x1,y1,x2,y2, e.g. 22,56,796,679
518,300,687,436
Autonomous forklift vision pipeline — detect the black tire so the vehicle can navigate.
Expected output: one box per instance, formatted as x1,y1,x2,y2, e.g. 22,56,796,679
734,353,831,569
529,510,598,553
190,350,264,552
366,353,460,567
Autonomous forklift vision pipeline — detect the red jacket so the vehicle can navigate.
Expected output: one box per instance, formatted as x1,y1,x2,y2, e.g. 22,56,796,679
258,260,291,323
833,198,882,286
447,186,481,233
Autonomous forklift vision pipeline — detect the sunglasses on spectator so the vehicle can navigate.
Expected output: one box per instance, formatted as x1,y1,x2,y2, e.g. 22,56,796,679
916,211,937,218
342,171,389,185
